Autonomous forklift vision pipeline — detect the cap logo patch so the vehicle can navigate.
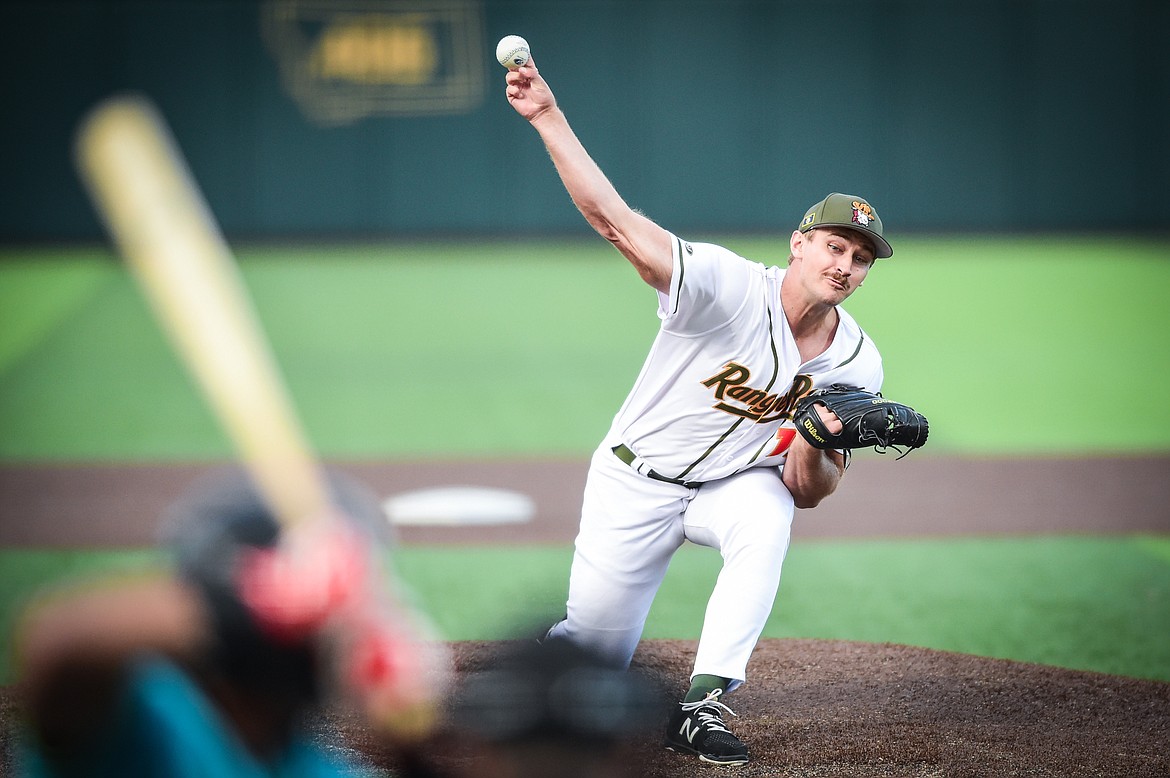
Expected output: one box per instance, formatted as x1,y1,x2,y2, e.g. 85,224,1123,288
851,200,875,228
800,213,816,229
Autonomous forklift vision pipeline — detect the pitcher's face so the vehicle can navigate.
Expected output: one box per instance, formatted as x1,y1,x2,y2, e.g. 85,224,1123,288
789,228,875,304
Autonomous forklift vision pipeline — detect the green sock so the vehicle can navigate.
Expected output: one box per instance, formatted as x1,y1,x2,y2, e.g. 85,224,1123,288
684,674,732,703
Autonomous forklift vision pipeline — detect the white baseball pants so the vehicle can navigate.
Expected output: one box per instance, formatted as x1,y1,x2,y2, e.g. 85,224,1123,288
547,443,795,689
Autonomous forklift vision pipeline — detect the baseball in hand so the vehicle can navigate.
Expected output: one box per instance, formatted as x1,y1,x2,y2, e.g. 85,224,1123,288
495,35,530,69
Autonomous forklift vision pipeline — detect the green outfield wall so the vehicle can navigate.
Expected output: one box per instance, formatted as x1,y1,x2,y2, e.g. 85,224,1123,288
2,0,1166,242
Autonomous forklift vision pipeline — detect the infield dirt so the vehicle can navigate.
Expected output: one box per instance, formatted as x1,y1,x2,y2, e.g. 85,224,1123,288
3,453,1168,546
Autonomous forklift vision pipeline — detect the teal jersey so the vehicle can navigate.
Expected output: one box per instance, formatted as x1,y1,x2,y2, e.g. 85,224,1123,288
17,655,366,778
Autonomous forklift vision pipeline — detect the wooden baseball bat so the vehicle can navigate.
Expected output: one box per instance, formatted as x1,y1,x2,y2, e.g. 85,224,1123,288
74,94,451,740
74,94,330,531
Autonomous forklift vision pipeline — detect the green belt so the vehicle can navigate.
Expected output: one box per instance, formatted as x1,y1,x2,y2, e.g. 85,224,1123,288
611,444,704,489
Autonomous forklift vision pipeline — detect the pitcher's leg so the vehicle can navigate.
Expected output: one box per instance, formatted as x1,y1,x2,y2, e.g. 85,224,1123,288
547,447,689,668
684,468,794,687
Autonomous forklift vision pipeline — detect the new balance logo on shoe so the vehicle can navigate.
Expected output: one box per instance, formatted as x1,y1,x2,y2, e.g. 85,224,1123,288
678,717,701,744
664,689,749,765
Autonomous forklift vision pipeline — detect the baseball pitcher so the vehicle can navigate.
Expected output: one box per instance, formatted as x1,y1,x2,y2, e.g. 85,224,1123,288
503,54,926,766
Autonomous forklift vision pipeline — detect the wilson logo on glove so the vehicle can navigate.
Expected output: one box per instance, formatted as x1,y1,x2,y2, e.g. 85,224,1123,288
792,385,929,457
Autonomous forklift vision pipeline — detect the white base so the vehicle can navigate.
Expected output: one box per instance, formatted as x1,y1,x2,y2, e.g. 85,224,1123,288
382,486,535,526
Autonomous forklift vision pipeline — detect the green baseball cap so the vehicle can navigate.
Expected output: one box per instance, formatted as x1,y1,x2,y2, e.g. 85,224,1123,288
798,192,893,259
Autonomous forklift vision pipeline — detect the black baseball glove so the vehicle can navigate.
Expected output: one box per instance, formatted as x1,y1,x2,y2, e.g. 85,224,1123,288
792,385,929,456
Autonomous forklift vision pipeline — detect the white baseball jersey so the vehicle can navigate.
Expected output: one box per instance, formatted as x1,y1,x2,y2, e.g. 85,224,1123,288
604,234,883,483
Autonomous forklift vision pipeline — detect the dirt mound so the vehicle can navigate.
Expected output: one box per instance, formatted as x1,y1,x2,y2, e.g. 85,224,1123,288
324,639,1169,778
5,639,1167,777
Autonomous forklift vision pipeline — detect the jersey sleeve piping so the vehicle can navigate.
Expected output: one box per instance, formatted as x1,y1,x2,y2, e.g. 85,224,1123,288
670,237,686,317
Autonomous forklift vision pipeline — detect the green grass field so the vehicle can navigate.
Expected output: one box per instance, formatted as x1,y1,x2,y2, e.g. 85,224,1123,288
1,236,1169,684
3,536,1168,684
4,235,1170,459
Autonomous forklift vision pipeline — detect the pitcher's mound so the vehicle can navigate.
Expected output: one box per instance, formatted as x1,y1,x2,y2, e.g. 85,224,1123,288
5,639,1168,777
337,638,1169,778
